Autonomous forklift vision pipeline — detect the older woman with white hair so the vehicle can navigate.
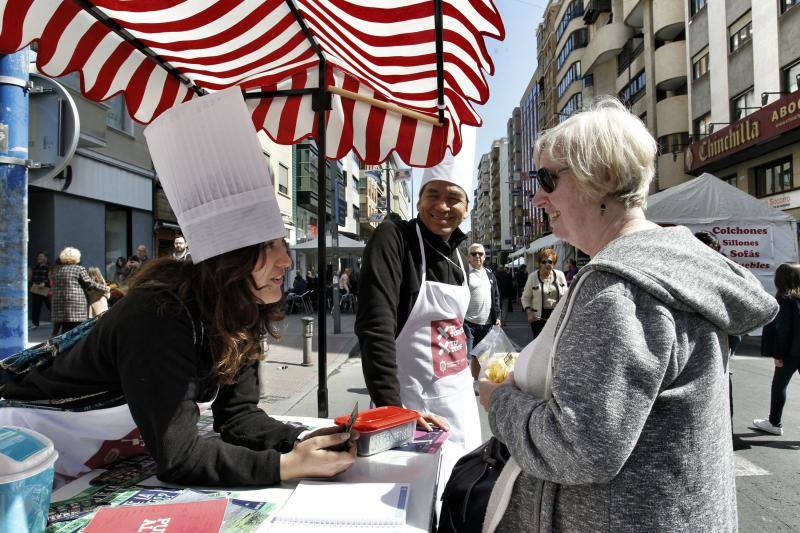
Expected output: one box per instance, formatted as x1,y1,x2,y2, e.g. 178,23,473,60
51,246,108,335
478,98,778,532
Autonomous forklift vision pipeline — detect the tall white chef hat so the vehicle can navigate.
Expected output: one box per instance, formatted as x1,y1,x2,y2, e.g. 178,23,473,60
419,125,477,199
144,87,284,263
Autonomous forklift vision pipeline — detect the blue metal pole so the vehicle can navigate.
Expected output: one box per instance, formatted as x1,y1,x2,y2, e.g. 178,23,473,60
0,49,30,358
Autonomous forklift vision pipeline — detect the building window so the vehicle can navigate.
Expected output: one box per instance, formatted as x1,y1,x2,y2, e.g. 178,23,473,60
729,13,752,53
690,0,706,16
694,112,711,136
617,37,644,75
556,62,581,100
756,157,793,197
105,94,134,134
556,29,588,71
692,47,709,80
278,163,289,195
730,88,756,120
784,60,800,92
582,73,594,87
781,0,800,15
720,174,738,187
558,93,582,122
353,204,360,222
555,0,584,43
657,132,691,153
618,70,646,105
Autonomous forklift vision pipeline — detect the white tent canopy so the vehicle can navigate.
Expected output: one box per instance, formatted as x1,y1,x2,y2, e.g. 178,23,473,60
293,234,366,252
646,173,798,299
527,233,561,254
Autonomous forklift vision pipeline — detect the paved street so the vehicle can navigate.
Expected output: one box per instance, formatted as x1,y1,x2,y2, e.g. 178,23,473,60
27,304,799,530
281,306,800,532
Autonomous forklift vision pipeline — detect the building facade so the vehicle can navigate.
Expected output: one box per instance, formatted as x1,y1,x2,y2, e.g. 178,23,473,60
683,0,800,221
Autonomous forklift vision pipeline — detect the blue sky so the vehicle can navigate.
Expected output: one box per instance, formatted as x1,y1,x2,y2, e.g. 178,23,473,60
411,0,545,225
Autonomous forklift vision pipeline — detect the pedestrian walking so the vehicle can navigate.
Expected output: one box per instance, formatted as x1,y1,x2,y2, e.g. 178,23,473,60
50,247,108,335
1,87,356,486
494,265,515,319
754,262,800,436
86,267,110,318
564,258,579,284
478,97,777,532
29,251,51,329
520,248,567,339
514,264,527,300
464,243,501,382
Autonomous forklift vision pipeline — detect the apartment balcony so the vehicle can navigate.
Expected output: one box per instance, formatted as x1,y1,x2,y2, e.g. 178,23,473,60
653,1,684,41
655,95,688,138
656,153,692,190
623,0,644,27
583,0,611,24
654,41,687,91
583,23,634,76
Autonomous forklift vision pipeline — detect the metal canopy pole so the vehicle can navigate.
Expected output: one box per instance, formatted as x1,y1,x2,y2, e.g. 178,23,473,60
284,0,331,418
433,0,446,126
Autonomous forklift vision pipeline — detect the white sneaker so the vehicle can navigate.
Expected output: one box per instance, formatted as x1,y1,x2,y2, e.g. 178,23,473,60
753,418,783,436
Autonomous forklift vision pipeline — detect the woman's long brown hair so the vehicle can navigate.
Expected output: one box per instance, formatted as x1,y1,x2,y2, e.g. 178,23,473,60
129,243,285,384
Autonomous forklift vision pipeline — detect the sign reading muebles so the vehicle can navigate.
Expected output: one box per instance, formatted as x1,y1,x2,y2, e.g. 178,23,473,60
685,89,800,173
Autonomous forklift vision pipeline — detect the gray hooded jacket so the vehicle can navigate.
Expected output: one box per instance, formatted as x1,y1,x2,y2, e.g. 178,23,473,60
489,226,778,532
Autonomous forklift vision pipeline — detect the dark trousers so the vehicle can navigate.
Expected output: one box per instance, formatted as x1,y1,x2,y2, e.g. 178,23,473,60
501,296,514,312
30,293,51,327
464,321,493,359
769,359,800,426
530,308,554,339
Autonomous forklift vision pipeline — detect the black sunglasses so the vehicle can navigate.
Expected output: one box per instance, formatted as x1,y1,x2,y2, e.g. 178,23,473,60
535,166,570,193
541,259,553,264
470,252,485,257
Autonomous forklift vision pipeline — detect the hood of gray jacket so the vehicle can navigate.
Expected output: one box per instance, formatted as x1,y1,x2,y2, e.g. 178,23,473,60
580,225,778,336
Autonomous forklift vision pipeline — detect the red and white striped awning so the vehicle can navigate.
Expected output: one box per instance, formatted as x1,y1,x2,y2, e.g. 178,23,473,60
2,0,503,166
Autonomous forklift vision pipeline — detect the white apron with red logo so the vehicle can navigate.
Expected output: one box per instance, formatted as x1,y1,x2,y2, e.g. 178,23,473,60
395,223,481,451
0,392,216,477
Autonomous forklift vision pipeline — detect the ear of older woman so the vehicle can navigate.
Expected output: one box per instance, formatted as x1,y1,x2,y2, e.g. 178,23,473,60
533,152,658,257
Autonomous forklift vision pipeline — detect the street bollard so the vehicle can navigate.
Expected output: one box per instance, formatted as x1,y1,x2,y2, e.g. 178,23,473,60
301,316,314,366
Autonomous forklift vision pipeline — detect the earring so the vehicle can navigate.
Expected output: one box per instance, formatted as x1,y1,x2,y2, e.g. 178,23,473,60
600,203,607,216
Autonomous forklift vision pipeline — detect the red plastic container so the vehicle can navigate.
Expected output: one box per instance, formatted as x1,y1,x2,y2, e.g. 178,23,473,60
334,406,418,456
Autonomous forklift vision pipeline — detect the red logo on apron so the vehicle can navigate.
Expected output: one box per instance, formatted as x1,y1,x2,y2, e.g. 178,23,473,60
85,428,148,469
430,318,468,378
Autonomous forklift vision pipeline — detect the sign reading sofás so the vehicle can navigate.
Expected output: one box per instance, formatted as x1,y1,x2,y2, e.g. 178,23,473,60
701,224,774,272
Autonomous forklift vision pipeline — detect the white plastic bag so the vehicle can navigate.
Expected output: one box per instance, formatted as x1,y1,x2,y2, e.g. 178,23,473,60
473,326,520,383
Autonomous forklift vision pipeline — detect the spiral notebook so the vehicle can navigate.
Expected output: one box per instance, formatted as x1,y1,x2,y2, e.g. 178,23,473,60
271,481,410,529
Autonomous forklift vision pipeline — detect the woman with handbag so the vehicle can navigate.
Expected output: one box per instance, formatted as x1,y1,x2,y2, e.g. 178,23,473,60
50,247,108,335
477,98,777,532
1,88,356,487
753,263,800,436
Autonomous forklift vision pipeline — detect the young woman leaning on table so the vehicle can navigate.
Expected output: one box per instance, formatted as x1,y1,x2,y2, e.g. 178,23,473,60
0,88,356,488
1,241,357,486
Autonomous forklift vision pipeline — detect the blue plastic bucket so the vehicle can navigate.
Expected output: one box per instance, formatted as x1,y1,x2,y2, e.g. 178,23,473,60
0,426,59,533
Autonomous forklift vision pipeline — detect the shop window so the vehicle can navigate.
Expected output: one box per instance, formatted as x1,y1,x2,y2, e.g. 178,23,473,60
105,205,130,281
692,47,709,80
781,0,799,15
784,60,800,93
730,88,756,120
729,13,752,53
690,0,706,16
694,113,711,136
278,163,289,195
618,70,646,106
755,157,793,197
105,94,134,134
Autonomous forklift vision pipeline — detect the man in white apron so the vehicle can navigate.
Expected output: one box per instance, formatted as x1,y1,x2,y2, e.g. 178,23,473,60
356,128,482,453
